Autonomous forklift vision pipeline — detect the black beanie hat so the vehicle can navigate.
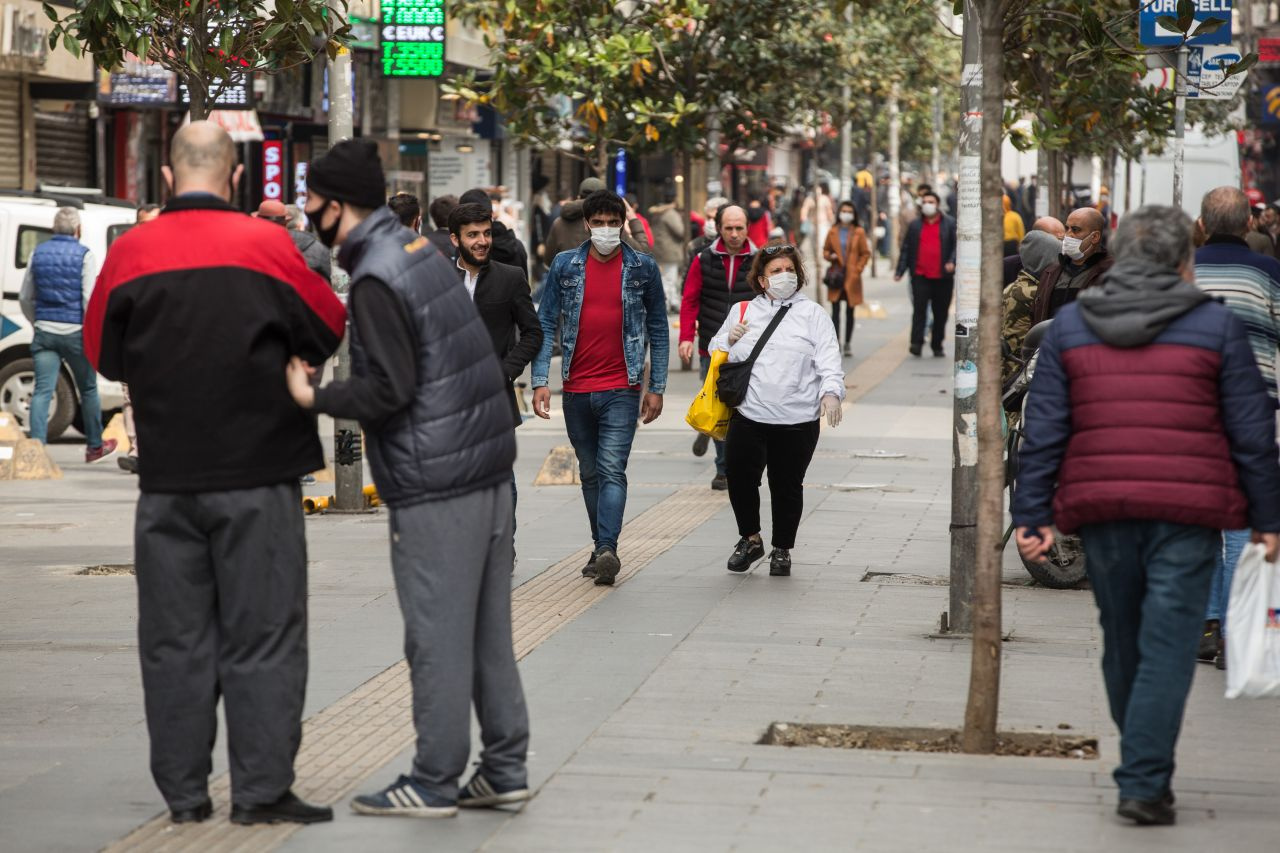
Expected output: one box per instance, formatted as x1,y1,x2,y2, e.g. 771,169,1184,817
308,138,387,210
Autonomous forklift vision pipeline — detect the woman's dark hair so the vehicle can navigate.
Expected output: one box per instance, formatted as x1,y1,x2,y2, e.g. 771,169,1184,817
447,202,492,236
582,189,627,223
746,242,806,295
837,200,858,227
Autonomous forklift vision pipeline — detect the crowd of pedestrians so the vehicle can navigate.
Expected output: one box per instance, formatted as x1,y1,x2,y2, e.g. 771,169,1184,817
18,117,1277,835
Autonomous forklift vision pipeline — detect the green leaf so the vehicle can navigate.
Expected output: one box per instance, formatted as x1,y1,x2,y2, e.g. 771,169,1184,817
1154,15,1183,36
1175,0,1195,31
1190,16,1226,39
41,3,58,23
1224,54,1258,76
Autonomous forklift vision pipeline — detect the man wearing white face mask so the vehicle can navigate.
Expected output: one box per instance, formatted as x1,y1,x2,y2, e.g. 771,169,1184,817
709,243,845,578
532,190,669,586
894,190,956,357
1030,207,1112,325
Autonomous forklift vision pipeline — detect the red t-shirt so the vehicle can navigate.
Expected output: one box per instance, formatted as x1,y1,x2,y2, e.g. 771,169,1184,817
564,251,636,393
915,218,943,279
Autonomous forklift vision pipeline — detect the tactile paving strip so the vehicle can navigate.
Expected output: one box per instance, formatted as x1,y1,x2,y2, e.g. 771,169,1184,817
104,485,727,853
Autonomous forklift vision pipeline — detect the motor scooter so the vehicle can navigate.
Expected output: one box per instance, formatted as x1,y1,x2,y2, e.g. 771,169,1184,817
1001,320,1087,589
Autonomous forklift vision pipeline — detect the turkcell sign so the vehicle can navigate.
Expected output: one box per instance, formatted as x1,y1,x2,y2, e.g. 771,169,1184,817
1139,0,1232,47
381,0,446,78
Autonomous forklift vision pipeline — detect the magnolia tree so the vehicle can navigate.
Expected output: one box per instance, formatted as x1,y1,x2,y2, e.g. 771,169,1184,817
44,0,350,120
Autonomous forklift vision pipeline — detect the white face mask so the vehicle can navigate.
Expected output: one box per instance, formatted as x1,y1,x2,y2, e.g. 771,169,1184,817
1062,235,1086,260
704,221,717,238
766,271,799,301
590,225,622,255
838,212,854,224
920,203,938,218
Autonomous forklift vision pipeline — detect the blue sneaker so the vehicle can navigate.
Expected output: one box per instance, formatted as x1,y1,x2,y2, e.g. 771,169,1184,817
458,772,531,808
351,775,457,818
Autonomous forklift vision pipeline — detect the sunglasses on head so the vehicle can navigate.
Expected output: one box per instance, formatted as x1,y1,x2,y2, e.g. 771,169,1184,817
760,244,796,257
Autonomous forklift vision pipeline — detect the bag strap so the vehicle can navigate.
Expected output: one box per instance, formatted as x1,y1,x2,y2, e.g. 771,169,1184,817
741,304,792,366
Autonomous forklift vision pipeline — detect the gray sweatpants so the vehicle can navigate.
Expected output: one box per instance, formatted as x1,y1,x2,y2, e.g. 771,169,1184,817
135,481,307,811
390,484,529,800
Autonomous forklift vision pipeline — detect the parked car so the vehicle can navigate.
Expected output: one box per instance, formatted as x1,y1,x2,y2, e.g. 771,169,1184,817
0,190,138,439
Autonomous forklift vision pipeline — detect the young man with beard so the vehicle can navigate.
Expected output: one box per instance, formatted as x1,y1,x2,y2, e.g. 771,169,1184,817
286,140,530,818
450,201,543,546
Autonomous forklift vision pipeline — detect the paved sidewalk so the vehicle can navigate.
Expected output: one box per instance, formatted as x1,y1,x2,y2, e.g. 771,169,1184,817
2,274,1275,852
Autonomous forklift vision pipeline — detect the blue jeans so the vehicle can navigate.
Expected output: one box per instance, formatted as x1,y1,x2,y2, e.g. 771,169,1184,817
698,355,726,476
1205,528,1247,632
30,328,103,448
561,389,640,552
1080,520,1218,802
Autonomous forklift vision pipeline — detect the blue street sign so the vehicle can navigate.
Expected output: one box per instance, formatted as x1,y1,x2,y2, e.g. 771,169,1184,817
0,316,19,341
614,149,628,197
1139,0,1232,47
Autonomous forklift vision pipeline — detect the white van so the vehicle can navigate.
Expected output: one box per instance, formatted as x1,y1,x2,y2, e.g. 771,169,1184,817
0,191,138,439
1111,128,1242,219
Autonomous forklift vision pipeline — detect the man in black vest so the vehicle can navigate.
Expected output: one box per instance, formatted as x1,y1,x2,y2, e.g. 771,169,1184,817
678,204,757,490
287,140,530,818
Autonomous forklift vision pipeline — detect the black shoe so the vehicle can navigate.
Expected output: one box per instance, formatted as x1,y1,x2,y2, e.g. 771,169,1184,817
117,454,138,475
841,342,852,357
230,790,333,826
170,800,212,823
909,344,922,357
1117,797,1175,826
581,550,599,578
593,548,621,586
711,474,728,491
769,549,791,576
1215,647,1227,671
693,433,710,458
1197,620,1221,662
727,537,765,573
932,346,945,358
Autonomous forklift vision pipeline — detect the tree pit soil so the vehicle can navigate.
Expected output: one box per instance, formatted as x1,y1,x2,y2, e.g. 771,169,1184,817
759,723,1098,759
75,564,135,576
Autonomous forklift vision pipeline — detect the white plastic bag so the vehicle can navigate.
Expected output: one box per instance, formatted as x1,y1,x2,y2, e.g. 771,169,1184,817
1224,543,1280,699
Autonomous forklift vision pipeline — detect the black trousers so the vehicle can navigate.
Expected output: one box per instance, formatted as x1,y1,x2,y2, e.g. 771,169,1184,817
830,300,854,344
135,481,307,811
910,276,955,349
725,414,821,550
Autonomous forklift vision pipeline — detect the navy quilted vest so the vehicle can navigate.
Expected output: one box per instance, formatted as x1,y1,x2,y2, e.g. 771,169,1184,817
32,235,90,324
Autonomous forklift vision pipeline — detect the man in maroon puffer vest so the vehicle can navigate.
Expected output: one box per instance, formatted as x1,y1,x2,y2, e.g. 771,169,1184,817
1012,205,1280,828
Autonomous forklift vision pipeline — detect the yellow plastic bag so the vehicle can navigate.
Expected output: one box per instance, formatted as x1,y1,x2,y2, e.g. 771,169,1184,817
685,349,731,441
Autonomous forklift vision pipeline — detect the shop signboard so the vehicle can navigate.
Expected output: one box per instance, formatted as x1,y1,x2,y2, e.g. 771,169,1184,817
262,141,285,201
381,0,446,77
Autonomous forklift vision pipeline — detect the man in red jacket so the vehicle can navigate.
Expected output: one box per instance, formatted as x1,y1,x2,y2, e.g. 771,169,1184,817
1013,205,1280,827
84,121,345,827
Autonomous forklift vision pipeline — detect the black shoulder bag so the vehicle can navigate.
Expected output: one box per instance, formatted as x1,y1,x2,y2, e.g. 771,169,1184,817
716,305,791,408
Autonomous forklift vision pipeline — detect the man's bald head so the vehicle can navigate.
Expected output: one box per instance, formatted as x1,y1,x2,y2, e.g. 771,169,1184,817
1200,186,1250,238
1064,207,1105,262
1068,207,1105,234
718,205,748,252
1032,216,1066,240
166,121,239,199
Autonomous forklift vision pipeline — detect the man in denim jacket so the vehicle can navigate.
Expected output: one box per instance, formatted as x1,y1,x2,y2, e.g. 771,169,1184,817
532,190,669,585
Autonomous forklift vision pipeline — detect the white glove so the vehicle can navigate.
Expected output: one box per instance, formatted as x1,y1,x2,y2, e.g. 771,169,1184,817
728,322,749,345
821,394,842,428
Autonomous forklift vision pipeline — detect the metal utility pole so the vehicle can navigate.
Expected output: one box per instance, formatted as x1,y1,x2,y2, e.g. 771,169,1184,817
948,2,983,637
887,83,902,267
326,24,363,512
840,4,854,201
1035,148,1049,218
1173,45,1187,210
931,86,943,183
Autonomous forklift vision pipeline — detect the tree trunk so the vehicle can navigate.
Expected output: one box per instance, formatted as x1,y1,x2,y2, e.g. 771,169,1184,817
187,80,209,123
1046,150,1063,221
596,140,609,179
681,149,693,248
867,112,878,278
960,0,1006,756
887,83,901,269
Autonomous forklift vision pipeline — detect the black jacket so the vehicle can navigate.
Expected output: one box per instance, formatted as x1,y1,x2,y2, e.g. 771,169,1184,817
896,215,958,282
328,207,515,507
463,259,543,427
426,227,454,259
489,221,529,275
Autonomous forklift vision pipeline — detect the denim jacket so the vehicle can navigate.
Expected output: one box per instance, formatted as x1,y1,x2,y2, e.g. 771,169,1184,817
531,240,670,395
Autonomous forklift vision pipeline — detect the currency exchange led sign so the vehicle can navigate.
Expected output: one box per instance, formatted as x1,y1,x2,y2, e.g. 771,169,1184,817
381,0,446,78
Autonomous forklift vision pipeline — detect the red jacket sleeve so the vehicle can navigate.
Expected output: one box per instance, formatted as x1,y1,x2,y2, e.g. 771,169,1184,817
679,253,703,344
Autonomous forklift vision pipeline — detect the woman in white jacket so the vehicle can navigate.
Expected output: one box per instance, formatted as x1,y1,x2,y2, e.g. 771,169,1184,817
709,242,846,576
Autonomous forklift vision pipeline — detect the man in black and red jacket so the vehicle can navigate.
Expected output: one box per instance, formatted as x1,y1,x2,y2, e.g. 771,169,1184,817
83,122,345,828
